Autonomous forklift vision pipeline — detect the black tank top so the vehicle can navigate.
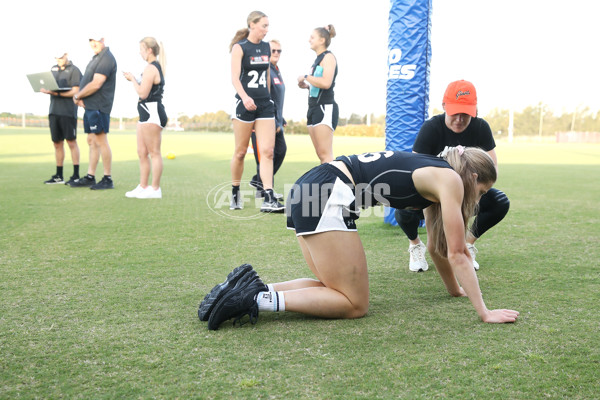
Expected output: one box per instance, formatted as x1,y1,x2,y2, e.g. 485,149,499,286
140,61,164,103
336,151,453,210
308,50,337,106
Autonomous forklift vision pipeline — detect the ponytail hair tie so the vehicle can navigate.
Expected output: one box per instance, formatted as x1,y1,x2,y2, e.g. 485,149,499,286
456,145,465,156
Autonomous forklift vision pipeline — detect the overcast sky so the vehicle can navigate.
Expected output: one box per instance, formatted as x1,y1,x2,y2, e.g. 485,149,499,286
3,0,599,121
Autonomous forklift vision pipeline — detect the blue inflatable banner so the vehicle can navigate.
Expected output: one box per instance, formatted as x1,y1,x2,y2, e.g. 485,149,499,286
384,0,432,225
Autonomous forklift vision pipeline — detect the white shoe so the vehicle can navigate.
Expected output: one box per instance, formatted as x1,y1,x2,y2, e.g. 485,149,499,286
125,184,145,198
230,191,243,210
136,187,162,199
467,243,480,270
408,243,428,272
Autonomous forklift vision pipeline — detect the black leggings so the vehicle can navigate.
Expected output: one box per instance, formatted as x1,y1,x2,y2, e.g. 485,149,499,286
395,188,510,240
250,128,287,186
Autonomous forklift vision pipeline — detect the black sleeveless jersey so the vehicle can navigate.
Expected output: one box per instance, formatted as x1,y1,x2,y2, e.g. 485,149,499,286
308,50,337,106
140,61,165,103
236,39,271,100
336,151,453,211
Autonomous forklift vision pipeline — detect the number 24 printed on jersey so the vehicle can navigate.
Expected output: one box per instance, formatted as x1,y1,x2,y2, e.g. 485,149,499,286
247,71,267,88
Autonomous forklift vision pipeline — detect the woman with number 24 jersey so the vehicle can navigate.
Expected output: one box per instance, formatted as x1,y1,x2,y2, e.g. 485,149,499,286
228,10,284,213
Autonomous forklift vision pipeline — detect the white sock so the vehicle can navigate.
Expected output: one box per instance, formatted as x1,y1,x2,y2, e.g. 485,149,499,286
267,284,275,292
256,291,285,312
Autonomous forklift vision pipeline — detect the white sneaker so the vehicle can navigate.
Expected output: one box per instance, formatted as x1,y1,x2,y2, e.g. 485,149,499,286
230,191,243,210
408,243,428,272
125,184,145,198
136,187,162,199
467,243,480,270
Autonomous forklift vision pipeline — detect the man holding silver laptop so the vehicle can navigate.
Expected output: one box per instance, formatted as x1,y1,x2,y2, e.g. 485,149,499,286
39,52,82,185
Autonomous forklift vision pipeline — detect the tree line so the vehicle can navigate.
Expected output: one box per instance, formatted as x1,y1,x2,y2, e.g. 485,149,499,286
170,106,600,137
2,105,598,137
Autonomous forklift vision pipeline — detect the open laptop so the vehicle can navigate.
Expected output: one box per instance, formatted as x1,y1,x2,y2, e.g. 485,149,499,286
26,71,71,92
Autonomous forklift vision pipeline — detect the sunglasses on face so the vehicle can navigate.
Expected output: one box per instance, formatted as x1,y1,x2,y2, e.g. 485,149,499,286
272,49,282,54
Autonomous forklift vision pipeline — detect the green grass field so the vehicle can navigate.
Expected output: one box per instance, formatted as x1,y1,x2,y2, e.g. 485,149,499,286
1,127,599,399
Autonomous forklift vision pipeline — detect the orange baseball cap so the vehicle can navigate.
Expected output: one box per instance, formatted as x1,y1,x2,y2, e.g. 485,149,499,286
443,80,477,117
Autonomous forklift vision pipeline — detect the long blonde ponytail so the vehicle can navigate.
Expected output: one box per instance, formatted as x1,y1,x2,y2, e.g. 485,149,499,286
229,11,267,52
428,147,496,256
140,37,166,76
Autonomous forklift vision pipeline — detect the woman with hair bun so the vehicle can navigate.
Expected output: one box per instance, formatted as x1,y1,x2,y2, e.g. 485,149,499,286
297,24,338,164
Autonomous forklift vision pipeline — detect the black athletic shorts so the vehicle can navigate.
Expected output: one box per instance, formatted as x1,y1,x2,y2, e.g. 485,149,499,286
138,101,168,128
286,163,359,236
233,97,275,122
49,115,77,142
307,102,339,130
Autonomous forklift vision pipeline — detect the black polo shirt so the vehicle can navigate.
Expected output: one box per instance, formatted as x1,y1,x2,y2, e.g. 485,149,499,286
49,61,82,118
80,47,117,114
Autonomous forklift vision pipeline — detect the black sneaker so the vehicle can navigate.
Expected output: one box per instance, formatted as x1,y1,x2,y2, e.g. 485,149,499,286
207,272,268,330
250,178,283,200
249,176,262,190
198,264,254,321
254,189,284,200
64,175,80,186
260,198,285,213
255,189,265,199
69,175,96,187
44,175,64,184
90,176,114,190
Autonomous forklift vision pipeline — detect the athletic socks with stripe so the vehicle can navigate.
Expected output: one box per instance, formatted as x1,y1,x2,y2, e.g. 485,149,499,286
256,291,285,312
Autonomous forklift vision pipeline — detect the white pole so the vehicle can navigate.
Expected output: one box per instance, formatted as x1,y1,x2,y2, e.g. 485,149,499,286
538,103,544,138
508,108,514,143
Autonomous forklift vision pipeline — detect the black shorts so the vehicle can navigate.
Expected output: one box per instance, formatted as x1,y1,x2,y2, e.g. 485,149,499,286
49,115,77,142
307,102,339,130
286,163,359,236
83,110,111,134
138,101,168,128
233,97,275,122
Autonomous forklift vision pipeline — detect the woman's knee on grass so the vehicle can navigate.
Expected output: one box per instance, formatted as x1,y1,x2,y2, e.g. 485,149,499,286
345,298,369,319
